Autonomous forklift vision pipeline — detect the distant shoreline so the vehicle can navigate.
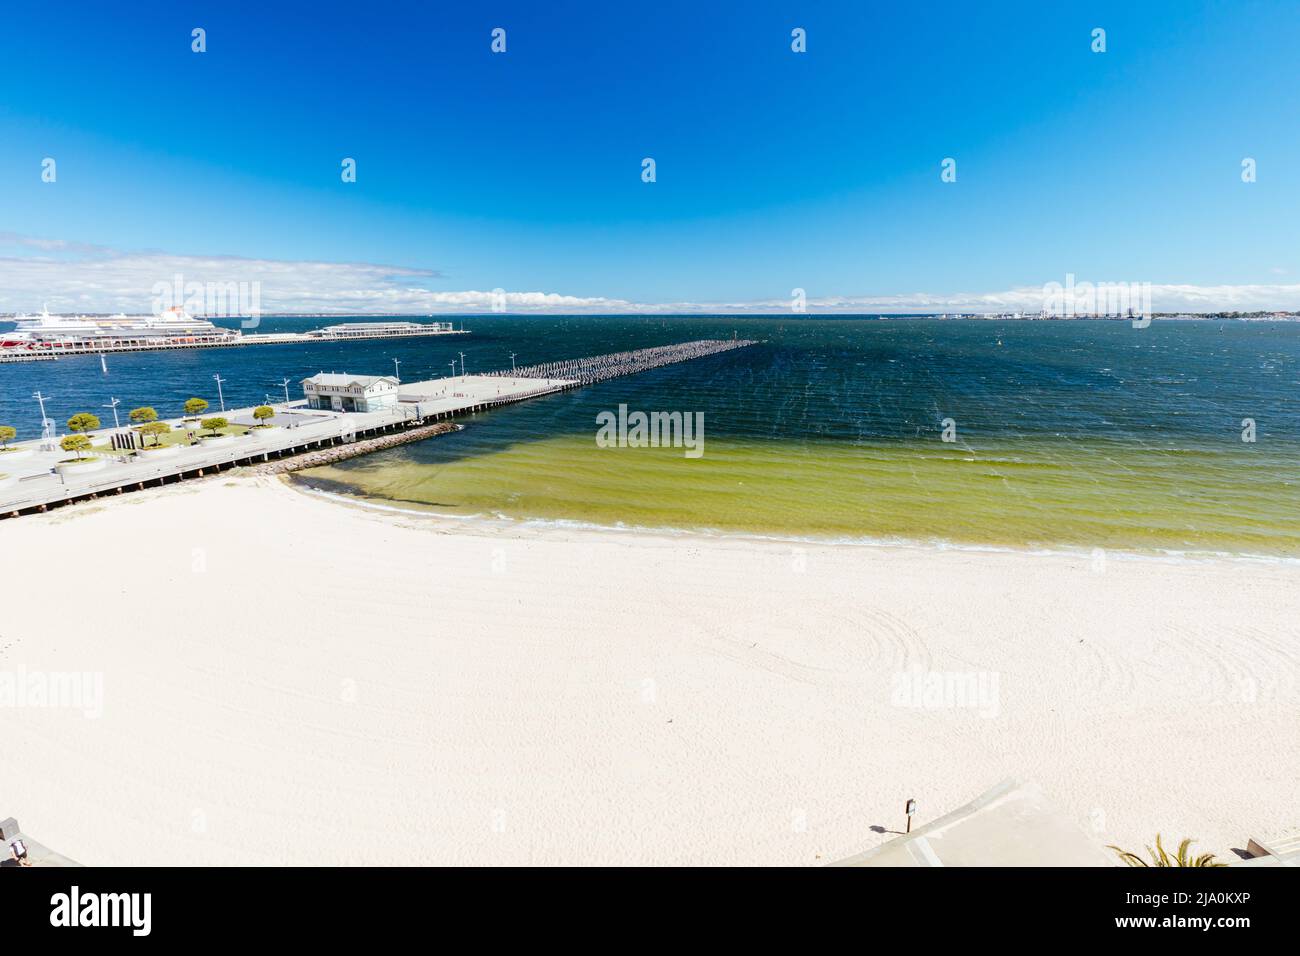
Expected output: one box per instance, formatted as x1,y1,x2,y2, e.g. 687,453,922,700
3,312,1300,321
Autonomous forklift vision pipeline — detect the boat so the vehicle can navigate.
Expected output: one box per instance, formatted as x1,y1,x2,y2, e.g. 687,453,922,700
0,310,470,362
0,305,237,352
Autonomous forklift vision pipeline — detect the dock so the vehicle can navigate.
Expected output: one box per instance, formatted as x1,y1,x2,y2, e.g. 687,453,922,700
0,338,756,517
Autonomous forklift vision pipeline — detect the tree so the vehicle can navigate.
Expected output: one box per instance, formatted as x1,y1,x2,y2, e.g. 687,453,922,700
67,412,101,434
0,425,15,449
252,405,275,426
138,421,171,447
201,416,228,436
128,406,158,425
60,434,92,460
1108,835,1225,868
184,397,209,418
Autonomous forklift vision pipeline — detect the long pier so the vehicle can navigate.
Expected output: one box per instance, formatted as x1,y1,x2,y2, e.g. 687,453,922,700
488,338,756,386
0,338,757,517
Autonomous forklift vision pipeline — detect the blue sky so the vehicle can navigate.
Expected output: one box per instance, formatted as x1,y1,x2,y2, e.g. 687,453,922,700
1,0,1299,312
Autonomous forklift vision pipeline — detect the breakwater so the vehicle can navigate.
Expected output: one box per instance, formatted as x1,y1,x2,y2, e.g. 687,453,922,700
251,421,462,474
489,338,758,386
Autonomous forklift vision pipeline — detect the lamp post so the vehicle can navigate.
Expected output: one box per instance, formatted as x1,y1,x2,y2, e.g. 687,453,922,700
103,397,121,429
458,351,466,380
510,352,517,373
448,361,456,380
213,373,227,412
392,358,401,383
278,377,293,428
33,390,53,446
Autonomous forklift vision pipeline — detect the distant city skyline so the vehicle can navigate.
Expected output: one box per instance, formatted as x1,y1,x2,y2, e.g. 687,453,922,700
3,1,1299,313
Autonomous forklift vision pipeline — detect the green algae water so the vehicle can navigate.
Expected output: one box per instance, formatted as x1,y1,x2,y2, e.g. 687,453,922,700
289,316,1300,556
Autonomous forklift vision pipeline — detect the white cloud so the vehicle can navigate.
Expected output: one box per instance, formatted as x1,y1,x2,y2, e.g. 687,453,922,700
0,239,637,314
1,235,1298,315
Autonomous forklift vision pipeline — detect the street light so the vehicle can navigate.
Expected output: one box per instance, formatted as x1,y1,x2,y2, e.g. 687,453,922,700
278,378,294,428
33,390,54,446
510,352,517,373
458,351,466,379
213,373,227,412
33,390,49,423
103,397,121,429
392,357,401,383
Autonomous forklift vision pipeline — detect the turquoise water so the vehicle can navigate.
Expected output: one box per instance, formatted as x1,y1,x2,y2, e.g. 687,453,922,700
5,314,1297,553
288,317,1300,556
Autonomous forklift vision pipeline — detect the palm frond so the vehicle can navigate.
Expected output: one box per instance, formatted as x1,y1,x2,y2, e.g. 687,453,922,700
1107,845,1149,867
1107,834,1226,867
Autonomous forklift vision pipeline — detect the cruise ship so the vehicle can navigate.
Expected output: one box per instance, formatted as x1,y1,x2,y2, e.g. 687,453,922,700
0,306,236,352
0,308,470,362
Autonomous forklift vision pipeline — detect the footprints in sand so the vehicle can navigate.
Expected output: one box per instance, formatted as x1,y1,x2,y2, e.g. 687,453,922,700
1067,619,1298,705
677,600,933,687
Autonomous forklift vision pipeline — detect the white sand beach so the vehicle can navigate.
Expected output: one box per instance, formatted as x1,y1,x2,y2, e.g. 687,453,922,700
1,475,1296,866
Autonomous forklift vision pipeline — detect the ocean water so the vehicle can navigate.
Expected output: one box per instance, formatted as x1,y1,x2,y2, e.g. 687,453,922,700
4,315,1298,555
